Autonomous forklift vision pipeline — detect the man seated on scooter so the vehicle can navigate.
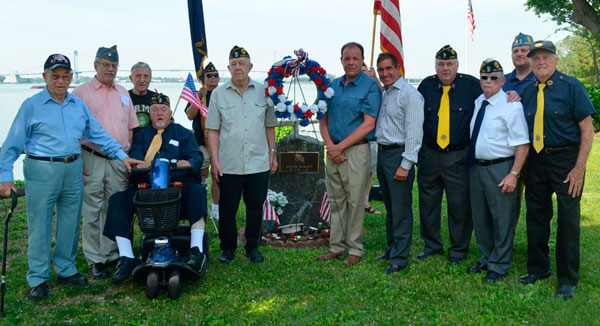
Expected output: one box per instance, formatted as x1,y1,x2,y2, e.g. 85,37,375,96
104,93,208,284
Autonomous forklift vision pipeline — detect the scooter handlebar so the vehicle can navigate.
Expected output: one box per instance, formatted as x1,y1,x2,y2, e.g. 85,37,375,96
131,166,193,174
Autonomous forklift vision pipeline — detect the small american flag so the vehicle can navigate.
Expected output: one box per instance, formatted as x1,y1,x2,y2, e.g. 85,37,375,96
180,73,209,118
467,0,476,41
319,192,330,223
263,199,280,225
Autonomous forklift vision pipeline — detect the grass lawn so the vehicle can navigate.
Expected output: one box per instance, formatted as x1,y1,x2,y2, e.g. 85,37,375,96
1,136,600,325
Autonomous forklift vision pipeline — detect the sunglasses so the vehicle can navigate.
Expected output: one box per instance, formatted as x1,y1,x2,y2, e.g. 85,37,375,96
206,73,219,78
480,75,501,80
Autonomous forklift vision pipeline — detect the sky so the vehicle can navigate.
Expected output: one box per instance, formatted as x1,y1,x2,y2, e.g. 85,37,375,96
0,0,568,80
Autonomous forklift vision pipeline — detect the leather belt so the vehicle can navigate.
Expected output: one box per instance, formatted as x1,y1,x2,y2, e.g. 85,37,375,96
82,145,110,159
28,154,79,163
378,143,405,151
427,144,466,153
540,145,579,154
475,156,514,166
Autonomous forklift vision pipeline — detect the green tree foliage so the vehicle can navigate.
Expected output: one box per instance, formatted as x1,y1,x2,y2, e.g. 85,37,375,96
557,28,600,85
585,85,600,130
275,125,292,142
526,0,600,44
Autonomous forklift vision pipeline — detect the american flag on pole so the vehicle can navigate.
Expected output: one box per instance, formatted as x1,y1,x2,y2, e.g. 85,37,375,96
263,199,280,225
467,0,476,41
374,0,405,76
319,192,330,223
180,73,209,118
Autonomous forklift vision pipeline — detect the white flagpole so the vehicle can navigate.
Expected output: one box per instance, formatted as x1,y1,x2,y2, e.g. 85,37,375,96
465,0,469,74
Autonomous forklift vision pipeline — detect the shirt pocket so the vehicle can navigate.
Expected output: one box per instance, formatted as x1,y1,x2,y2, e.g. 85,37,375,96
484,118,505,142
341,95,363,112
220,104,236,123
254,102,267,122
551,102,573,122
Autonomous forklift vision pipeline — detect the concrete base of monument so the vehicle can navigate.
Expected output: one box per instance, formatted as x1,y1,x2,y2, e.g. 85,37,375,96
237,226,331,249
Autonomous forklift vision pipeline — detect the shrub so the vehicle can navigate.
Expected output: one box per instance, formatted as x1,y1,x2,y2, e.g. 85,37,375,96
586,84,600,131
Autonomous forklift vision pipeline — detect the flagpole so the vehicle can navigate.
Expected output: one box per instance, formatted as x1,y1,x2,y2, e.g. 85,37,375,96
172,83,186,116
370,13,377,67
465,0,469,74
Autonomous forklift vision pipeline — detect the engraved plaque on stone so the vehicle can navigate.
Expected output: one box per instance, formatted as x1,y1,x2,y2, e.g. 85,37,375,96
279,152,320,173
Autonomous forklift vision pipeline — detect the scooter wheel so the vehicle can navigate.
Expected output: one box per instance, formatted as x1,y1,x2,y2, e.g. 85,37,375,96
146,271,159,300
167,269,181,300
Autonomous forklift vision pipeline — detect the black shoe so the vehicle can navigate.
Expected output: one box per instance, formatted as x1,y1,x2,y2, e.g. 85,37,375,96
187,247,207,272
448,256,465,265
57,273,88,286
245,249,265,263
484,271,506,283
28,282,49,302
112,257,140,284
89,262,108,279
467,262,487,274
377,253,390,261
518,271,551,285
105,258,120,268
384,263,406,274
417,250,443,260
555,285,576,299
219,249,235,264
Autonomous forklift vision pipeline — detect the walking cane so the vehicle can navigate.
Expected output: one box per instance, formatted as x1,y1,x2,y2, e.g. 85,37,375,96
1,190,18,317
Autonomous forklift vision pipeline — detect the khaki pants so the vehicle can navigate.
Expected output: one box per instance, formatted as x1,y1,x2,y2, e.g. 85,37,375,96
81,150,128,265
326,143,370,257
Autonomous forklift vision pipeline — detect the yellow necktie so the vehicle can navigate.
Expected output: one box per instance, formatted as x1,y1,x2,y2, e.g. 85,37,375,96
533,83,546,153
144,129,164,164
437,85,451,149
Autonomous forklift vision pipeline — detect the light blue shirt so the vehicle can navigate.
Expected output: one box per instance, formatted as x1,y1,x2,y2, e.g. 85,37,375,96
0,88,127,182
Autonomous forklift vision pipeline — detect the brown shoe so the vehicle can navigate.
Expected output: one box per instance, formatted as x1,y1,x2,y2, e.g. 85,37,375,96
317,251,342,261
343,254,362,265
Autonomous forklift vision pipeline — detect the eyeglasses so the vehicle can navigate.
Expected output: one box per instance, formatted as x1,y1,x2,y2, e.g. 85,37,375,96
480,75,501,80
206,73,219,78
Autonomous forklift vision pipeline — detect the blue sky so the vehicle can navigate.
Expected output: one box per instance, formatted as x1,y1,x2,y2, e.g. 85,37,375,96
0,0,567,79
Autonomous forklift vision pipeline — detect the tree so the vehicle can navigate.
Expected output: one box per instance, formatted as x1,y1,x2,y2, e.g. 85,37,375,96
557,28,600,84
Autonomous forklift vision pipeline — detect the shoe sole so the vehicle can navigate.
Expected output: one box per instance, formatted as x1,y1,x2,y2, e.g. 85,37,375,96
518,272,551,285
56,279,88,286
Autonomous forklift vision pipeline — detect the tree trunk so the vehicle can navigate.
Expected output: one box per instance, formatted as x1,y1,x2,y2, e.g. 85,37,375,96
586,37,600,85
571,0,600,45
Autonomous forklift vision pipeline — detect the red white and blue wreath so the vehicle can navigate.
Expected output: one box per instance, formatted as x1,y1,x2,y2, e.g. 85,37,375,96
264,49,335,127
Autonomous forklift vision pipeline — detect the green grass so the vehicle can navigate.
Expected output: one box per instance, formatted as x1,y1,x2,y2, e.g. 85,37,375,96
1,136,600,325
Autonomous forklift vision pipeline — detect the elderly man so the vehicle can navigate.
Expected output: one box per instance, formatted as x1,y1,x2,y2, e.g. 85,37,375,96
206,46,278,264
466,59,529,283
73,45,139,279
128,62,156,134
104,93,207,283
0,54,141,301
503,33,535,95
518,41,595,299
317,42,382,265
186,62,221,220
375,53,423,274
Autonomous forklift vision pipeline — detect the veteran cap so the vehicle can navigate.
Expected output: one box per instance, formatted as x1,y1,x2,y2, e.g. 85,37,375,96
44,53,72,71
480,58,503,73
527,40,556,57
229,45,250,59
512,32,534,48
205,62,217,72
96,45,119,62
436,45,457,60
150,93,170,107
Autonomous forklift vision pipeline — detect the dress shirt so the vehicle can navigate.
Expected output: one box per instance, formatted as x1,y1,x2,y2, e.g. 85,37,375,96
375,77,424,170
205,78,277,175
326,71,382,144
0,88,127,182
502,69,535,95
470,90,529,160
73,77,138,152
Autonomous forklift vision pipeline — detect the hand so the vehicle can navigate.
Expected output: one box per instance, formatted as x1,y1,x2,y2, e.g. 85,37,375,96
136,161,149,169
211,159,223,183
564,166,585,198
269,152,278,174
204,130,209,138
198,87,207,99
394,167,409,182
83,169,90,185
506,90,521,103
122,157,145,173
201,168,209,179
327,144,344,160
498,173,517,194
330,153,347,164
366,67,377,80
0,181,16,198
176,160,191,168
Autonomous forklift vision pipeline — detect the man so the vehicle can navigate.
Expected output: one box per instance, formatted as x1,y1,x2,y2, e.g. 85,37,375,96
186,62,221,220
0,54,141,301
317,42,381,265
518,40,595,299
206,46,278,264
416,45,481,264
128,62,156,135
361,63,381,215
374,53,424,274
503,33,535,95
104,93,208,283
466,59,529,283
73,45,139,279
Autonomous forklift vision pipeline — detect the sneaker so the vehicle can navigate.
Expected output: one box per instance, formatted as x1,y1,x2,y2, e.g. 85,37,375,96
187,247,207,272
211,205,219,221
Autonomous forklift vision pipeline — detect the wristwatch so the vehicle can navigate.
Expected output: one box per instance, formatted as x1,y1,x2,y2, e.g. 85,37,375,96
510,170,520,178
270,148,277,153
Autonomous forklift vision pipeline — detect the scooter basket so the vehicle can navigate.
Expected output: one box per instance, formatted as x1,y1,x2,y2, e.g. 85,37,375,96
134,188,181,234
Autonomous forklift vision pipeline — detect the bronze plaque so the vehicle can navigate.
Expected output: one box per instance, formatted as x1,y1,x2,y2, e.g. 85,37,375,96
279,152,320,173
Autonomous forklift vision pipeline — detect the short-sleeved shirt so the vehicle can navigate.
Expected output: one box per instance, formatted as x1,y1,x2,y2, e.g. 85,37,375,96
73,77,139,152
521,70,596,147
326,71,382,143
418,73,482,149
205,78,278,175
471,90,530,160
503,69,535,95
129,89,156,133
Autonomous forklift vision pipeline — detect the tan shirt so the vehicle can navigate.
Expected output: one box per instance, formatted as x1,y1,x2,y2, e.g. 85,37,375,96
206,78,277,175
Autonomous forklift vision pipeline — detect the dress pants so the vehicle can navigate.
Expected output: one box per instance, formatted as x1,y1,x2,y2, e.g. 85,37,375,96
525,148,581,286
377,146,414,267
417,145,472,258
24,157,84,287
326,143,370,257
81,150,128,265
218,170,270,252
470,160,516,275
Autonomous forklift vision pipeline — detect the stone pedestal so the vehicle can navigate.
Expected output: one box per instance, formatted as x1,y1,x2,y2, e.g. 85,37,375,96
269,134,326,227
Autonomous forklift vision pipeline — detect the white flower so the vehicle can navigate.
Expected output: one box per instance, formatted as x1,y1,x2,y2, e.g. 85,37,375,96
287,104,294,113
276,102,287,112
276,207,283,215
318,100,327,111
290,114,297,122
300,105,309,113
309,104,318,113
324,87,335,98
278,95,287,103
267,98,274,107
268,86,276,96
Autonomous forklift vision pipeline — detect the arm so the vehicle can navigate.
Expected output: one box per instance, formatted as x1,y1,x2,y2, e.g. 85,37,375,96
266,126,278,173
208,129,222,182
396,91,425,181
498,144,529,194
319,113,346,164
327,113,376,157
564,116,594,197
0,102,29,197
128,130,133,152
185,103,198,121
177,128,202,173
